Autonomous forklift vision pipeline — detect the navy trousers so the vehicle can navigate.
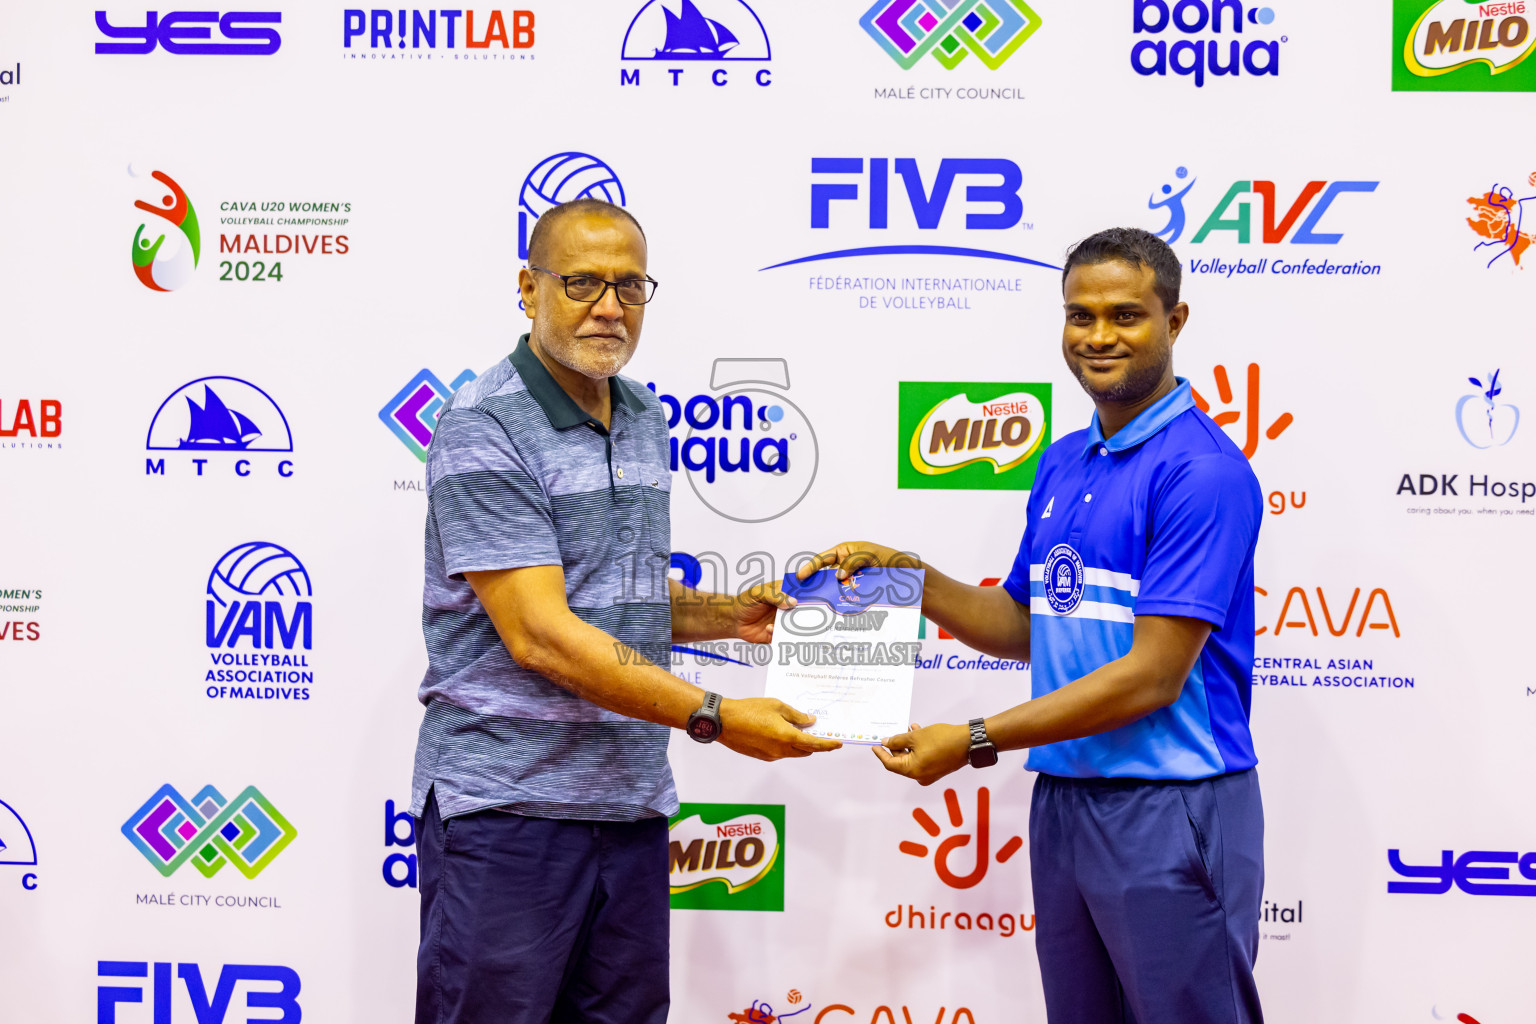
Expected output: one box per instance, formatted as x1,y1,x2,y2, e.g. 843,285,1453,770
415,792,671,1024
1030,770,1265,1024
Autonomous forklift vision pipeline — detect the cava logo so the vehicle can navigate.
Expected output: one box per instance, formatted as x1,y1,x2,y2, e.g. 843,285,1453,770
122,784,296,879
898,382,1050,490
667,803,784,911
1395,0,1536,90
130,167,200,292
860,0,1043,70
146,377,295,478
517,152,625,260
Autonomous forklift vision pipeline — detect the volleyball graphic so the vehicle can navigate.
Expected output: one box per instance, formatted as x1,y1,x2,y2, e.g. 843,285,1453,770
517,153,626,259
207,542,313,608
130,167,201,293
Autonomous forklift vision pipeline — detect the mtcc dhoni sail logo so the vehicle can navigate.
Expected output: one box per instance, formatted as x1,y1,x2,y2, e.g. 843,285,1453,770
619,0,772,87
861,0,1043,70
145,376,295,479
130,167,200,292
122,784,297,879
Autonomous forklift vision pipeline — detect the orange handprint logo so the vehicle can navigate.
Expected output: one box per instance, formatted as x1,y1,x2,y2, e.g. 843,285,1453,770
899,787,1022,889
1192,363,1294,460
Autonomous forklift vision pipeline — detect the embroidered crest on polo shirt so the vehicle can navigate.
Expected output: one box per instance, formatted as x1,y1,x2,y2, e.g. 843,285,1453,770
1043,544,1084,614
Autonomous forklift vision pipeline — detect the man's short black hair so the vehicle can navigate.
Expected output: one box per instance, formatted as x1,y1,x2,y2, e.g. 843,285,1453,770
1061,227,1181,313
526,199,647,268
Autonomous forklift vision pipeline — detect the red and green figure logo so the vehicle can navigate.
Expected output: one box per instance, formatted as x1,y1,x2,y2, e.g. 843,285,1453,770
1393,0,1536,91
898,381,1051,490
132,168,201,292
667,803,784,911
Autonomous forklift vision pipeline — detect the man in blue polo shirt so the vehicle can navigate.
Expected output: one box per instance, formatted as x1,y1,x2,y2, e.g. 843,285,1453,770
804,227,1265,1023
411,198,839,1024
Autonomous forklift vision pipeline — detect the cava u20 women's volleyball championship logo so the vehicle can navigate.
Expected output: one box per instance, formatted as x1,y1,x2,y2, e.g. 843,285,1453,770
131,166,201,292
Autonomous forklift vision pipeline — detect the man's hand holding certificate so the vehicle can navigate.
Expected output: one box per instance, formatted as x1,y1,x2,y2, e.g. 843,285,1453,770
762,565,924,744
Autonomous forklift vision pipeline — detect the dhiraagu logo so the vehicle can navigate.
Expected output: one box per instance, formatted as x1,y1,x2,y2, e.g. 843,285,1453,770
898,381,1050,490
1394,0,1536,91
667,803,784,911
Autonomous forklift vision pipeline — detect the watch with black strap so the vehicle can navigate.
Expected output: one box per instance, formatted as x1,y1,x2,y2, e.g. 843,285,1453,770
687,691,724,744
966,717,998,768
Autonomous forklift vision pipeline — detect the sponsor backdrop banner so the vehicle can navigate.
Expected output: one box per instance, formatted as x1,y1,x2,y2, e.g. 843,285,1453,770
1,1,1533,1022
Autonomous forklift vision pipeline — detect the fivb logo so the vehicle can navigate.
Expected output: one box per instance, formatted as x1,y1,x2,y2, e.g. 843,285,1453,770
860,0,1043,70
205,542,313,652
380,368,477,461
130,167,200,292
517,152,625,261
668,803,785,911
97,961,300,1024
122,785,297,879
146,377,295,479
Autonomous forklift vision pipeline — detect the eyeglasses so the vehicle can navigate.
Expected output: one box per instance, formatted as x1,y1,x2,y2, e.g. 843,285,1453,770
529,265,659,306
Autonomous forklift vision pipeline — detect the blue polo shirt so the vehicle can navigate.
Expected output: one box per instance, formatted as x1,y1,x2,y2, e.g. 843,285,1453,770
1002,378,1263,780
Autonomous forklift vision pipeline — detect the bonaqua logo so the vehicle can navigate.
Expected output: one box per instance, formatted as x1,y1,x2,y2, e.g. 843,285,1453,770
122,784,296,879
380,368,477,461
517,152,625,261
860,0,1043,70
130,167,200,292
1131,0,1285,87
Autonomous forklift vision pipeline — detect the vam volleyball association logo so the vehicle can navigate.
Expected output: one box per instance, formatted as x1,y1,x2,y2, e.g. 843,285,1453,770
517,152,625,260
205,542,315,701
130,166,200,292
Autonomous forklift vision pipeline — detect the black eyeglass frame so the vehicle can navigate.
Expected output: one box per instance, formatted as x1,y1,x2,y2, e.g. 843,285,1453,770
528,265,660,306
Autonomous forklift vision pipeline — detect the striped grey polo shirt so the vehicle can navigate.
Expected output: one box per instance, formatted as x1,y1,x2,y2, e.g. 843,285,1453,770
410,335,676,822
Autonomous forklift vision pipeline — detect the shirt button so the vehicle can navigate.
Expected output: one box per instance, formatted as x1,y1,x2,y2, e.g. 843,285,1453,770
1099,447,1108,456
617,468,625,479
1084,493,1093,502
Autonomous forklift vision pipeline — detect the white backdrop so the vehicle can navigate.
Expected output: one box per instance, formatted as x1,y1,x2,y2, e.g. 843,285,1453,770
2,1,1535,1022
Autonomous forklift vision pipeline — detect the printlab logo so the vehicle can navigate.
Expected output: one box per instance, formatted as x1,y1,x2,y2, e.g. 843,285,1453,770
0,799,40,890
900,786,1021,889
1389,846,1536,895
380,368,477,461
145,377,295,478
130,167,200,292
122,785,296,879
342,8,536,57
97,962,301,1024
1,396,62,450
1457,370,1519,449
518,152,625,261
861,0,1043,70
95,10,283,55
668,803,784,911
897,382,1050,490
1467,181,1534,268
1393,0,1536,91
648,358,817,523
619,0,772,87
1131,0,1285,86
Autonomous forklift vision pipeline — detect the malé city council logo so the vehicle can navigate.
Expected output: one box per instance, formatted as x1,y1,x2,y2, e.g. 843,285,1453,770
122,785,296,878
1043,544,1084,615
860,0,1042,70
130,167,200,292
518,152,625,261
380,369,477,461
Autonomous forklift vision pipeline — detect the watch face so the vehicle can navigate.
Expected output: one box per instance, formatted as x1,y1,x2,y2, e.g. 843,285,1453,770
970,744,999,769
688,716,720,742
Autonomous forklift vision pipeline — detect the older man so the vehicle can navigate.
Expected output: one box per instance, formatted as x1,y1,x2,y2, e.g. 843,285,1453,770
411,198,838,1024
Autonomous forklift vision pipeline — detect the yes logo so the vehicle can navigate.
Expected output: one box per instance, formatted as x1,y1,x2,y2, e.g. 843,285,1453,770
95,11,283,55
1457,369,1520,449
898,382,1051,490
900,786,1022,889
667,803,784,911
1394,0,1536,91
130,168,200,292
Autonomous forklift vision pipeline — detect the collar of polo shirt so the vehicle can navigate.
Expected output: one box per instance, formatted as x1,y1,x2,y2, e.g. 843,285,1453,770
508,333,647,432
1082,377,1196,456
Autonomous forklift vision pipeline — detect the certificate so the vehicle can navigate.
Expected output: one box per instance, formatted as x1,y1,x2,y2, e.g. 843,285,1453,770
763,567,925,744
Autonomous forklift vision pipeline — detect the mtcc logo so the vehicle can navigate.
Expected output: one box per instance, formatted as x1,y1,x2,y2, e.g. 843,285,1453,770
620,0,772,87
122,784,297,879
1131,0,1284,87
130,167,200,292
205,542,313,651
97,961,300,1024
517,152,625,261
0,798,40,891
860,0,1043,70
648,358,818,523
380,368,477,461
1043,544,1084,615
900,786,1022,889
145,376,295,478
1457,370,1519,449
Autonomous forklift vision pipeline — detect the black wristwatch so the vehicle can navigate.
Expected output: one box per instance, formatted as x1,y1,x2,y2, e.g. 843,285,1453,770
687,691,724,744
966,717,998,768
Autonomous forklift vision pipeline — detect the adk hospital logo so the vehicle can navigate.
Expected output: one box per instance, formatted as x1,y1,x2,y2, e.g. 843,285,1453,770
668,803,784,911
204,542,315,701
145,377,295,479
122,784,296,879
